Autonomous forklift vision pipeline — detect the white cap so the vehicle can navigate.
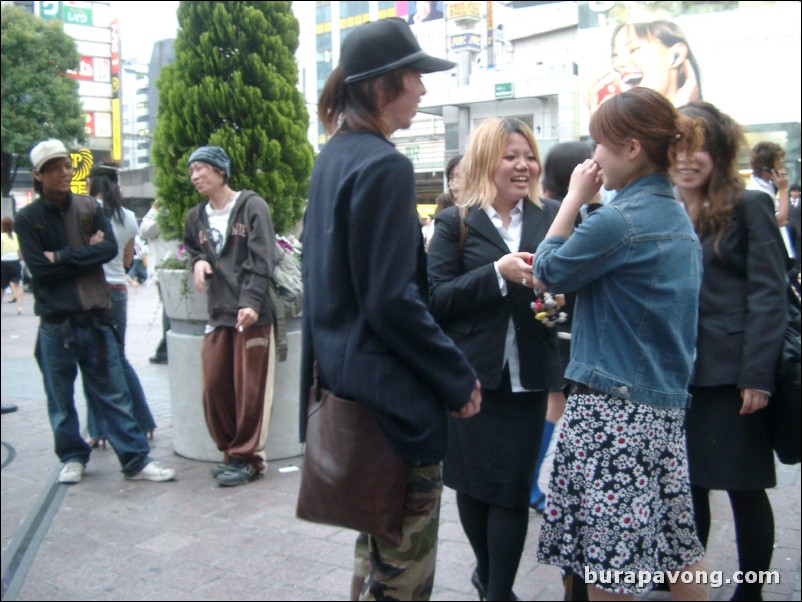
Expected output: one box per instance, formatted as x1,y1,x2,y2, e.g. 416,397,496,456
30,139,69,172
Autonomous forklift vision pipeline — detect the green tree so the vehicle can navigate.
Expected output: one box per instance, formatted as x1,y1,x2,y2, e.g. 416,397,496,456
152,1,313,240
1,5,86,197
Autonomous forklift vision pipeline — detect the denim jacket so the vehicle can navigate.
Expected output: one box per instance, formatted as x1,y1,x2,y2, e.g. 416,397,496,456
534,173,702,409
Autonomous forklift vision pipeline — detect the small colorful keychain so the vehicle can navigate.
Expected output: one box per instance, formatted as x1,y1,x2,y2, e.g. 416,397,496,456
526,256,568,327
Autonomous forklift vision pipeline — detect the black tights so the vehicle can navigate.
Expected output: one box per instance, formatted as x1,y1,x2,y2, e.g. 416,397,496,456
457,492,529,601
691,486,774,601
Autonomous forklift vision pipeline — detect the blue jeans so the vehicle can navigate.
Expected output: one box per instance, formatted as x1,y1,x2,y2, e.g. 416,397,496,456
86,288,156,438
35,317,151,476
128,259,147,284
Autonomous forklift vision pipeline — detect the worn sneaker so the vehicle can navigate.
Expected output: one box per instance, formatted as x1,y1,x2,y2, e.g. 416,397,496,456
209,463,229,477
216,461,260,487
59,462,85,484
127,461,176,482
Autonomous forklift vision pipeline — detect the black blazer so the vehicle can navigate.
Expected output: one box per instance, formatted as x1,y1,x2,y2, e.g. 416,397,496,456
427,199,562,391
300,131,477,463
691,190,787,392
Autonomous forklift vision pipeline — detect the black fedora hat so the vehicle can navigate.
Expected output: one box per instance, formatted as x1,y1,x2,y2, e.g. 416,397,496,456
341,17,456,84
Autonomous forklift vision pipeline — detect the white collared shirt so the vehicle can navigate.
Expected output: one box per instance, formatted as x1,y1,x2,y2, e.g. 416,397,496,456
484,200,534,392
747,176,795,258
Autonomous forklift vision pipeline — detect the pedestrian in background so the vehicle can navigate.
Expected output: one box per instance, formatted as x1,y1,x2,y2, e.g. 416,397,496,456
127,236,148,285
427,116,561,601
139,199,178,365
84,162,157,448
1,216,24,315
533,88,707,599
301,18,481,601
434,154,463,214
16,139,175,484
183,145,279,487
673,101,786,602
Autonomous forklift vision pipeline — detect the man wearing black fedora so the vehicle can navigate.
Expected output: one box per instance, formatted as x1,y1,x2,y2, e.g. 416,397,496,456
300,17,482,602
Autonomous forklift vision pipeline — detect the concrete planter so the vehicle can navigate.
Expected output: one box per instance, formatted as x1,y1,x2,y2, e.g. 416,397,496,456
158,269,303,463
159,269,208,335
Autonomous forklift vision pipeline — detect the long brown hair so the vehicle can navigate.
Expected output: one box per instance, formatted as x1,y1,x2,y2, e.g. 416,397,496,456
590,87,701,172
678,102,745,247
1,216,14,238
318,66,407,136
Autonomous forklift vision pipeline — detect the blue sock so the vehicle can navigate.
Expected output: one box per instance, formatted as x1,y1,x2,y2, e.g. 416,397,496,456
530,420,556,506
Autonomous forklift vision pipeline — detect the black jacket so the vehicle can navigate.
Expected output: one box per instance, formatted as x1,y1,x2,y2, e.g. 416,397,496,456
15,193,116,320
300,130,477,463
183,190,277,328
427,200,562,391
691,190,787,392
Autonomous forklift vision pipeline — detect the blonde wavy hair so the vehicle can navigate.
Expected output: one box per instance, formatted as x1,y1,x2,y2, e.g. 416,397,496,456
459,117,542,210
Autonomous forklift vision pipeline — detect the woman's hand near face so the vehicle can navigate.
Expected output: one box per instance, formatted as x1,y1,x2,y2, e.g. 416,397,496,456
564,160,603,208
673,58,700,107
585,71,620,114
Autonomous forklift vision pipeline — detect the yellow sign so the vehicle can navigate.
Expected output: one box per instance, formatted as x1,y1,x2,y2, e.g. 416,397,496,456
417,204,437,218
447,2,481,20
112,98,122,161
70,148,94,195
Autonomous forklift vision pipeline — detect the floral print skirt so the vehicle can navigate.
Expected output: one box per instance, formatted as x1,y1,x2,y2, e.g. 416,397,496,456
536,390,704,595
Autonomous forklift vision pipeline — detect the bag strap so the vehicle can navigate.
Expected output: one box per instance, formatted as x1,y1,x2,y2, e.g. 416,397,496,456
458,205,468,252
311,359,322,402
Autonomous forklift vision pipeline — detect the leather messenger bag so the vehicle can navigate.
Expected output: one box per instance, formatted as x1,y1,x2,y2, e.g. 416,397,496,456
296,368,409,546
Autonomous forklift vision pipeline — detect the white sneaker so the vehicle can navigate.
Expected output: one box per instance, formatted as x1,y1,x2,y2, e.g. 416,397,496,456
126,461,176,482
59,462,84,484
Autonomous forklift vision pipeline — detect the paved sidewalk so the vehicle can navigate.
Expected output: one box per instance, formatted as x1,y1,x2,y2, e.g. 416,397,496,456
1,284,800,600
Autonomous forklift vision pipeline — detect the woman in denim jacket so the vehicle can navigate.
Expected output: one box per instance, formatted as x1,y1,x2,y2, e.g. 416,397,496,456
534,88,708,599
673,102,786,601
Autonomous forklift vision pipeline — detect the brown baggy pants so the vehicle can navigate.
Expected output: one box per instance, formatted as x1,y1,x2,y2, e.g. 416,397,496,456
201,325,275,472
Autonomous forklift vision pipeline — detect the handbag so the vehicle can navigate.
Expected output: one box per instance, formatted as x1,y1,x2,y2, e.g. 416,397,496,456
768,270,801,465
296,367,409,546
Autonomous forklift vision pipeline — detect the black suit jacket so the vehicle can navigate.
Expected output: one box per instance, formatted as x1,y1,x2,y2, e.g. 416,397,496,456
300,131,477,463
427,200,562,392
691,190,787,392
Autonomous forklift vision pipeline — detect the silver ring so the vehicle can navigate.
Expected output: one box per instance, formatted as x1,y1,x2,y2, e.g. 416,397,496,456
522,277,527,286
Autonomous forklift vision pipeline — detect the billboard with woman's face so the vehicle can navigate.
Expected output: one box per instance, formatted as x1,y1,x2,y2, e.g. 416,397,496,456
577,1,800,134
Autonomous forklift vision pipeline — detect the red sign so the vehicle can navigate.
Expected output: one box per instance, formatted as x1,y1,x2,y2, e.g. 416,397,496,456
68,56,95,81
84,112,94,136
110,19,120,76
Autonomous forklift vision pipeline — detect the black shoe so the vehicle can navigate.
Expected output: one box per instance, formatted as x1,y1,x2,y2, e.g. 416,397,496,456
1,403,19,415
471,568,518,601
149,355,168,365
216,460,260,487
471,568,487,601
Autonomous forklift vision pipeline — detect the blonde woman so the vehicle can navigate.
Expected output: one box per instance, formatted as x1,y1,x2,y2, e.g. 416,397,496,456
428,117,562,600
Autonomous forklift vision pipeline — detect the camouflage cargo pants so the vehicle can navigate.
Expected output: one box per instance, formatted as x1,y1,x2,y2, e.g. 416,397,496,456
352,463,443,601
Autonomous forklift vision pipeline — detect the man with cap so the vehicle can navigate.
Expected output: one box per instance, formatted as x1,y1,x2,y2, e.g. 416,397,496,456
14,139,176,484
301,18,481,600
183,145,279,487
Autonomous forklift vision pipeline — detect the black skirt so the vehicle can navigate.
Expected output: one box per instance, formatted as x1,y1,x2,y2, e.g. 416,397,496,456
686,385,776,490
443,369,547,509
